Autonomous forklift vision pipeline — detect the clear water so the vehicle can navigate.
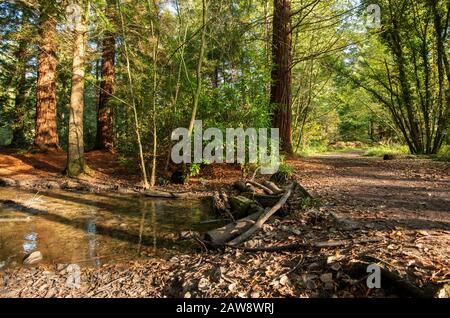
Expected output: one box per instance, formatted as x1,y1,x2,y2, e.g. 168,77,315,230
0,188,218,268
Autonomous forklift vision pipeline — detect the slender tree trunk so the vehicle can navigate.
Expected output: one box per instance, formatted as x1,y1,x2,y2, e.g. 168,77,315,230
149,8,159,187
34,14,58,150
187,0,207,136
118,0,149,189
66,7,87,177
95,5,116,152
264,0,271,99
270,0,293,154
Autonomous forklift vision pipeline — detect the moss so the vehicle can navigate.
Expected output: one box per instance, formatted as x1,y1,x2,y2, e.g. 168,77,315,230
65,158,88,177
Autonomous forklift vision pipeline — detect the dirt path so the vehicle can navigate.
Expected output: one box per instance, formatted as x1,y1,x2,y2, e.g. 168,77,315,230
291,152,450,232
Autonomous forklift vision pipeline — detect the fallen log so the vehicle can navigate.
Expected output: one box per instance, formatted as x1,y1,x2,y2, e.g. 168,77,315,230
213,191,234,220
140,189,189,198
203,211,263,246
229,196,253,213
227,183,295,246
232,181,255,193
242,193,283,208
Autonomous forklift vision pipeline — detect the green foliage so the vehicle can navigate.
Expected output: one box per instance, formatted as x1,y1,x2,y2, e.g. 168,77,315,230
1,0,448,168
188,163,202,177
271,162,295,184
433,145,450,162
117,155,138,173
363,144,409,157
296,144,330,157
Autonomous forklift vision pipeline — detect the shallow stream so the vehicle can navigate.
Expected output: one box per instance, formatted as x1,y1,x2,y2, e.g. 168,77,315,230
0,188,218,268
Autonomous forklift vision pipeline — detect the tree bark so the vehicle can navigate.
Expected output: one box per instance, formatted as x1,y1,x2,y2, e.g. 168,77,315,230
270,0,293,154
33,13,58,150
430,0,450,154
66,12,87,177
95,5,115,152
11,41,28,147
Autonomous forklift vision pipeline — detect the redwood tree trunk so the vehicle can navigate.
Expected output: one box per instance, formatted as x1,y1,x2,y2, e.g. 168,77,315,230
270,0,293,154
33,14,58,150
66,19,87,176
11,41,28,147
95,7,115,152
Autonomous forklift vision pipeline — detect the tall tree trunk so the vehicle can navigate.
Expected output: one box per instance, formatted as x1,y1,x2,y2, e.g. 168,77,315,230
270,0,293,154
430,0,450,154
95,5,116,152
66,6,87,177
33,14,58,150
11,41,28,147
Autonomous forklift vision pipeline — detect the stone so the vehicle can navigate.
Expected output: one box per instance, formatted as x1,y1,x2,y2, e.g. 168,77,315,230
23,251,43,265
279,275,290,286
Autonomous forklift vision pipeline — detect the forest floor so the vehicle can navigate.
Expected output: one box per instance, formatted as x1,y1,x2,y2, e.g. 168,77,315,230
0,149,449,298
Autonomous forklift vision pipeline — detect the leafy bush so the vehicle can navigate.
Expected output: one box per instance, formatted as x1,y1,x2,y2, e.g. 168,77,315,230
271,162,295,183
433,145,450,162
363,144,409,157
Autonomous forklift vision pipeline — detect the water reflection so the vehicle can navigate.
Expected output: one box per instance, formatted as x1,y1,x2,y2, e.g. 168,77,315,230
137,202,147,255
0,187,218,268
23,232,37,254
86,218,100,266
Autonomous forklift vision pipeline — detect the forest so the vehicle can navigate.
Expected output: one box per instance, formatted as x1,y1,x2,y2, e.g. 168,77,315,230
0,0,449,300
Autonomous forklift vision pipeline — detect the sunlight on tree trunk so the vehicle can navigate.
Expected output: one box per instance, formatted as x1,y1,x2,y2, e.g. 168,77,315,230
149,15,159,188
271,0,293,155
66,1,88,177
95,1,116,152
34,12,58,151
